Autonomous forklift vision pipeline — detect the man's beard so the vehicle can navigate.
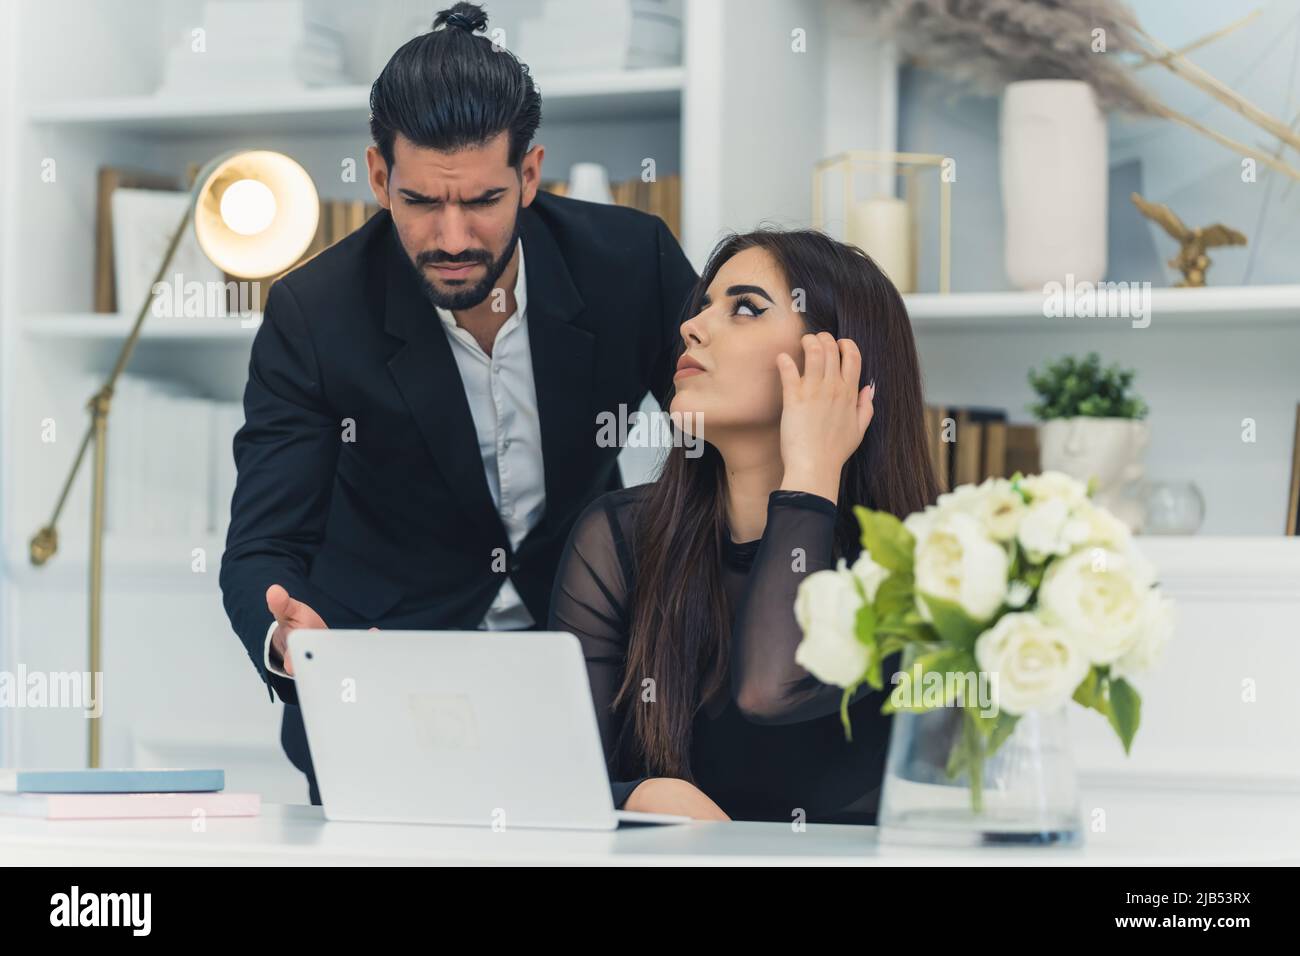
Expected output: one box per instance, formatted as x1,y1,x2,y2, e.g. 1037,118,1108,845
404,208,521,311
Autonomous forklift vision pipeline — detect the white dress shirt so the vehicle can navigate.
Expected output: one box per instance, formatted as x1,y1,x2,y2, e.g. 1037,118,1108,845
265,240,546,678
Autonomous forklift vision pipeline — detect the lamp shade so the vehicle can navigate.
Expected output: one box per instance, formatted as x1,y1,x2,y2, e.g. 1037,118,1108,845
192,150,319,278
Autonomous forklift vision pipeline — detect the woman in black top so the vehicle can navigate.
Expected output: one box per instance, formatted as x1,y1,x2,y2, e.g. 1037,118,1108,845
550,229,940,823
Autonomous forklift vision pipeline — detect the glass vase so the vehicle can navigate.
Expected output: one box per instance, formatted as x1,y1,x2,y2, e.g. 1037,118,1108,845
877,695,1083,847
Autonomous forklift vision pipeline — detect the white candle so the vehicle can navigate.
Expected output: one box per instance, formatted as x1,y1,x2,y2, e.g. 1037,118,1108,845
847,196,914,293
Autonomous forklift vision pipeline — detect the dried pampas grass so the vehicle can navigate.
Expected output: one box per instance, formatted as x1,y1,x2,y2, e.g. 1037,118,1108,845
866,0,1300,181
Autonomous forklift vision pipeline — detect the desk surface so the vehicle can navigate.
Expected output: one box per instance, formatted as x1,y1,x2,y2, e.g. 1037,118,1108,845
2,785,1296,865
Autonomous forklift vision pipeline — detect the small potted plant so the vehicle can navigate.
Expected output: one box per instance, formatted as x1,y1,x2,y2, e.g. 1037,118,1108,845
1029,352,1150,531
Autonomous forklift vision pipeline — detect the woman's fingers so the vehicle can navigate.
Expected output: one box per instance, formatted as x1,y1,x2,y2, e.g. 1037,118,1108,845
858,381,877,435
802,333,825,385
839,338,861,390
776,351,800,395
817,331,839,384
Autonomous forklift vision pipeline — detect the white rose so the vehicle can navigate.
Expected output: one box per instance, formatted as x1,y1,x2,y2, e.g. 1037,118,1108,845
1112,590,1175,678
912,510,1009,623
850,550,890,602
1020,470,1089,506
903,503,941,547
1069,498,1132,552
938,477,1026,543
1017,497,1086,561
1037,547,1155,665
794,567,869,687
975,612,1089,715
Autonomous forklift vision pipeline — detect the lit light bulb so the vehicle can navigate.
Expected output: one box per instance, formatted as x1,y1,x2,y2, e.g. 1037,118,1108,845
219,179,278,236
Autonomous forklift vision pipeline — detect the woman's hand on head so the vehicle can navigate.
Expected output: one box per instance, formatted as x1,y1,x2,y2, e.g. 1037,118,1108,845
776,332,876,504
624,778,731,821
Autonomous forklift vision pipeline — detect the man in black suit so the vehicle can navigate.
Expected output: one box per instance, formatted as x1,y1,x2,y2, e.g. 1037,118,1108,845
219,2,697,803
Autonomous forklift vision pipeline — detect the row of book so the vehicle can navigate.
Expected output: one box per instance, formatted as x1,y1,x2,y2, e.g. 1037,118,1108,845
233,198,384,312
542,173,683,242
925,405,1040,491
0,769,258,820
96,374,243,538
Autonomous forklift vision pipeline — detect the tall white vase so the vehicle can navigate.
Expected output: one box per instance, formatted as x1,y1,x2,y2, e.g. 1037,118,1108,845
1000,80,1108,290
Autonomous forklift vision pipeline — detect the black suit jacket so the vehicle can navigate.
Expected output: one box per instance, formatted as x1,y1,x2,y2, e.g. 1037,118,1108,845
219,191,698,788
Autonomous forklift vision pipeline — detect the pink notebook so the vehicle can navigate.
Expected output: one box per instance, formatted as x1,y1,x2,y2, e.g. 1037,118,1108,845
0,791,260,820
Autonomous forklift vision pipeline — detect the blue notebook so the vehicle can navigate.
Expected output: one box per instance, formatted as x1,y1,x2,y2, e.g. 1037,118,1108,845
0,768,225,794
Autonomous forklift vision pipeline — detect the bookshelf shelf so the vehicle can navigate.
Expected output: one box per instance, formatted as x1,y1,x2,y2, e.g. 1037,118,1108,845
5,534,225,591
30,286,1296,342
6,532,1294,593
905,285,1300,330
1134,535,1300,601
23,314,261,343
25,67,686,135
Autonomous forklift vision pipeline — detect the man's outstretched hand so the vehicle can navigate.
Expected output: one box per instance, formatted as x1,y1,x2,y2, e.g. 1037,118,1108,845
266,584,326,677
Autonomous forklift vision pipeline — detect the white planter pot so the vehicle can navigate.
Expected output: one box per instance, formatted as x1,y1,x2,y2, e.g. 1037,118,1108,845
1000,80,1108,290
566,163,615,204
1038,417,1150,531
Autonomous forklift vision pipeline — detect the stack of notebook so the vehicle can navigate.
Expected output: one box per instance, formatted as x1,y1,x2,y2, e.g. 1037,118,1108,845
0,769,259,820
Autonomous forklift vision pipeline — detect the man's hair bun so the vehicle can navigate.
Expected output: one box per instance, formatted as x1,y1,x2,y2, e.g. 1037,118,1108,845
434,2,489,34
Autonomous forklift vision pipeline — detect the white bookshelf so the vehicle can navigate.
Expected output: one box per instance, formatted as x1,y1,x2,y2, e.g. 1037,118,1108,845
906,284,1300,329
0,0,846,780
23,313,262,342
6,0,1294,793
25,67,686,133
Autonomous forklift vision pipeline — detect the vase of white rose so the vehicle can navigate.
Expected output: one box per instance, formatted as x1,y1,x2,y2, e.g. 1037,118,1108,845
793,470,1175,846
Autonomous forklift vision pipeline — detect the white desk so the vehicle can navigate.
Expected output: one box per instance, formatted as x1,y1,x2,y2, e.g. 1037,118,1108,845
2,785,1297,865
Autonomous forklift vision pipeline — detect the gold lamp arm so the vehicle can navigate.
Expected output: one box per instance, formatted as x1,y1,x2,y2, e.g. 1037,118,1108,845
28,201,195,565
26,199,195,768
26,148,315,769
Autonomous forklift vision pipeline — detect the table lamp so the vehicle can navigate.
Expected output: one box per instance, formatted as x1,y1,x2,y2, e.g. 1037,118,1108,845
28,149,320,767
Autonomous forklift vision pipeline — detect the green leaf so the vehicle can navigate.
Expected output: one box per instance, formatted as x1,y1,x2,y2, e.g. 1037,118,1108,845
865,641,883,690
875,634,909,661
853,601,877,647
881,647,975,714
1007,542,1022,582
1072,667,1109,717
918,593,986,650
982,711,1020,761
1107,678,1142,755
873,571,914,619
853,506,915,575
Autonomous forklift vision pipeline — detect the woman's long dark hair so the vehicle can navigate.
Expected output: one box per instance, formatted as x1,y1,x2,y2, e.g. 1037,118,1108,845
616,229,941,780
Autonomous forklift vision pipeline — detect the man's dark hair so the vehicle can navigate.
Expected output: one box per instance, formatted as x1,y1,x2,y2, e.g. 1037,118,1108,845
368,3,542,170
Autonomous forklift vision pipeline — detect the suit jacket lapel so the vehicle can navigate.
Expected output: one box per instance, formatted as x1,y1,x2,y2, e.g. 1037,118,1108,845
518,204,595,535
381,219,505,539
379,206,595,548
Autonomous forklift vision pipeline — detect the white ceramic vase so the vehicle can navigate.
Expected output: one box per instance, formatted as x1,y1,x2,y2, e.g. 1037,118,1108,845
1038,417,1150,531
1000,80,1108,290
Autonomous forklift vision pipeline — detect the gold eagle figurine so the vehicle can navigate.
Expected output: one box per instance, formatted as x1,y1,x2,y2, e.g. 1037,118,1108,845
1130,192,1246,287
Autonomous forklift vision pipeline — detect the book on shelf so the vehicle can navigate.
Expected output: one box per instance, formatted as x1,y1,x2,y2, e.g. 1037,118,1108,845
541,172,682,242
105,373,244,539
235,198,383,312
93,166,183,313
924,404,1040,491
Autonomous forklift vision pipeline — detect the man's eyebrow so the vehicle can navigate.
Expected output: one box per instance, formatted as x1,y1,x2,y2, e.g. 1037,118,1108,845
397,186,508,203
725,284,773,301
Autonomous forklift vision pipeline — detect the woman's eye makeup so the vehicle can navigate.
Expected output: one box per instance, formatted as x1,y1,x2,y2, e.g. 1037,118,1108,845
696,290,770,317
733,294,767,317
